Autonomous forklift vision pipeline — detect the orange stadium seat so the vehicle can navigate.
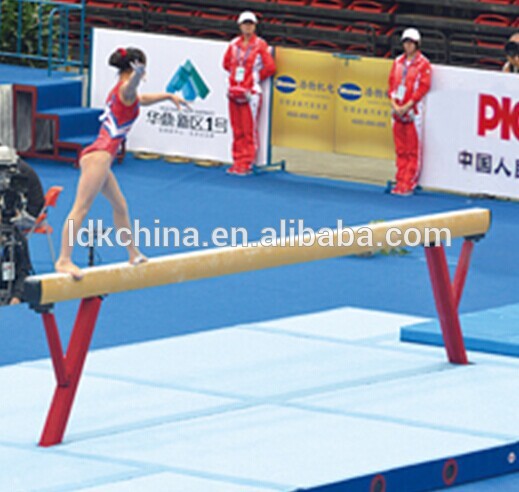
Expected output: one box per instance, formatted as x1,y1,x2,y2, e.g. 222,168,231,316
476,58,506,69
125,0,148,10
346,21,389,35
308,20,344,30
310,0,347,7
477,0,514,5
197,8,233,21
272,36,306,47
159,4,196,17
277,0,309,5
345,44,372,53
158,25,192,36
86,0,117,7
348,0,398,14
308,40,341,50
474,14,512,27
85,16,118,28
196,29,230,40
267,15,307,27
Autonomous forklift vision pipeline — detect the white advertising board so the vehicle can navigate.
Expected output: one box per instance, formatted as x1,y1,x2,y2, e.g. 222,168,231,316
421,65,519,199
91,28,272,165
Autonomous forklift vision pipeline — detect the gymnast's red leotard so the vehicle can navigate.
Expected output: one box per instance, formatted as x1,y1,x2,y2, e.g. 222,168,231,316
80,81,140,160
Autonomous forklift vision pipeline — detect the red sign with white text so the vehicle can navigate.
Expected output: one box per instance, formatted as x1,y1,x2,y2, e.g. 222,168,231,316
478,94,519,141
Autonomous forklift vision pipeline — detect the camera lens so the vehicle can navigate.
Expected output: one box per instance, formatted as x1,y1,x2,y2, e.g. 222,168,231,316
505,41,519,57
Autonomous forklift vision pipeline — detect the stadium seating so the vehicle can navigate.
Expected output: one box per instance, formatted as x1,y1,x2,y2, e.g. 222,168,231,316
64,0,517,71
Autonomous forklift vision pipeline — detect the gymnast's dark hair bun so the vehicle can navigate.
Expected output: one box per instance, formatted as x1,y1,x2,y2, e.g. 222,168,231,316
108,47,147,73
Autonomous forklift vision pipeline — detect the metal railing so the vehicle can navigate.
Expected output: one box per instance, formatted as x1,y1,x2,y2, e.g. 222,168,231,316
0,0,86,76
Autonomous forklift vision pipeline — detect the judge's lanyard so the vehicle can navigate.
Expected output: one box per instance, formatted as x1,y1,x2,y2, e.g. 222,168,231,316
235,41,253,83
237,42,253,67
402,62,409,83
396,56,416,101
401,54,419,84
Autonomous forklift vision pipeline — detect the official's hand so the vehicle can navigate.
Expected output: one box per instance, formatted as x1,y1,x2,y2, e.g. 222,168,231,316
170,94,192,111
399,101,414,116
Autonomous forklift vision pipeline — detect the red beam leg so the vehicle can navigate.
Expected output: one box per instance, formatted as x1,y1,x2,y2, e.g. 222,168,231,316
42,312,68,386
452,240,474,308
39,297,102,447
424,245,468,365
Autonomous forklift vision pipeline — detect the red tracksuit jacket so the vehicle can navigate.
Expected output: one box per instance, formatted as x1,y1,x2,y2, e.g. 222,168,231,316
223,34,276,94
388,51,431,119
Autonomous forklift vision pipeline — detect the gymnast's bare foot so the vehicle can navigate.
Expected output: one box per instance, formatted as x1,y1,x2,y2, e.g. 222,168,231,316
129,250,148,266
55,258,84,280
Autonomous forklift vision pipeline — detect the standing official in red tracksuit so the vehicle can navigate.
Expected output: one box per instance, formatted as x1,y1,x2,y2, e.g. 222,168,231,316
223,11,276,176
388,28,432,195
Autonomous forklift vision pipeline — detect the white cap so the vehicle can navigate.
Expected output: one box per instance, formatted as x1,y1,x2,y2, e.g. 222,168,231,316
238,11,258,24
401,28,421,43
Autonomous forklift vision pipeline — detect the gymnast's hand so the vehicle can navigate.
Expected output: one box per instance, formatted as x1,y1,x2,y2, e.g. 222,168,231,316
130,61,146,79
169,94,192,111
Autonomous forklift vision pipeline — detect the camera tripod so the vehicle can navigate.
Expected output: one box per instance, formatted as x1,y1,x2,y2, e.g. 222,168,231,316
0,223,23,305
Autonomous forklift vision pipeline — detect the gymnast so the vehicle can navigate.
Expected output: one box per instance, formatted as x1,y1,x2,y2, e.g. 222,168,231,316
55,47,189,279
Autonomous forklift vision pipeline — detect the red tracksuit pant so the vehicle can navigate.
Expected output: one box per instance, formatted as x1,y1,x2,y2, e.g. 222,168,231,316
229,94,261,171
392,118,422,191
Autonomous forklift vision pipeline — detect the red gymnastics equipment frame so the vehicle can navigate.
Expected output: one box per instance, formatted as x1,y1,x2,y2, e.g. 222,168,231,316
24,208,491,446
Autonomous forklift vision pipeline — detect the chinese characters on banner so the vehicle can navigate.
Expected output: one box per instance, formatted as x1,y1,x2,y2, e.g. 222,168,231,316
146,110,228,139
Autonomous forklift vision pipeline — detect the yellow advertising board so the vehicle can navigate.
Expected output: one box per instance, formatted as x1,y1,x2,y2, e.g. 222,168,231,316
334,56,394,159
271,48,394,159
271,47,336,152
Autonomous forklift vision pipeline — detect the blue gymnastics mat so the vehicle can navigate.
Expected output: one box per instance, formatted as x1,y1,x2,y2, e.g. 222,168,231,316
401,303,519,358
1,307,518,491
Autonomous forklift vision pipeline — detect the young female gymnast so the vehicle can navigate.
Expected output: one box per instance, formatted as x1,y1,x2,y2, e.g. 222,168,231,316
55,47,188,279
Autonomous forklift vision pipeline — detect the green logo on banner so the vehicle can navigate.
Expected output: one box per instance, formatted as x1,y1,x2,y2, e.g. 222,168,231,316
166,60,210,102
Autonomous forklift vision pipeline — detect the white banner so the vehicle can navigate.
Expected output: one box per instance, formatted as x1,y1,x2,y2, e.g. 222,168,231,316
421,65,519,199
91,28,272,165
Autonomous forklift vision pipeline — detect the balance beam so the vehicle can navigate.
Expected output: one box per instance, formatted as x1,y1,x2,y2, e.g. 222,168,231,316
25,208,490,306
24,207,490,447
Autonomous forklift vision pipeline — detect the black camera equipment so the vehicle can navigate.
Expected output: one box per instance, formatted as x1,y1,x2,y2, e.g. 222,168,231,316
505,41,519,58
0,147,30,305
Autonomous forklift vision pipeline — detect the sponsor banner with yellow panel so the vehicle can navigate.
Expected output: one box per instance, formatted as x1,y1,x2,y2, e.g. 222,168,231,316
334,56,394,159
271,47,336,152
271,48,394,159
